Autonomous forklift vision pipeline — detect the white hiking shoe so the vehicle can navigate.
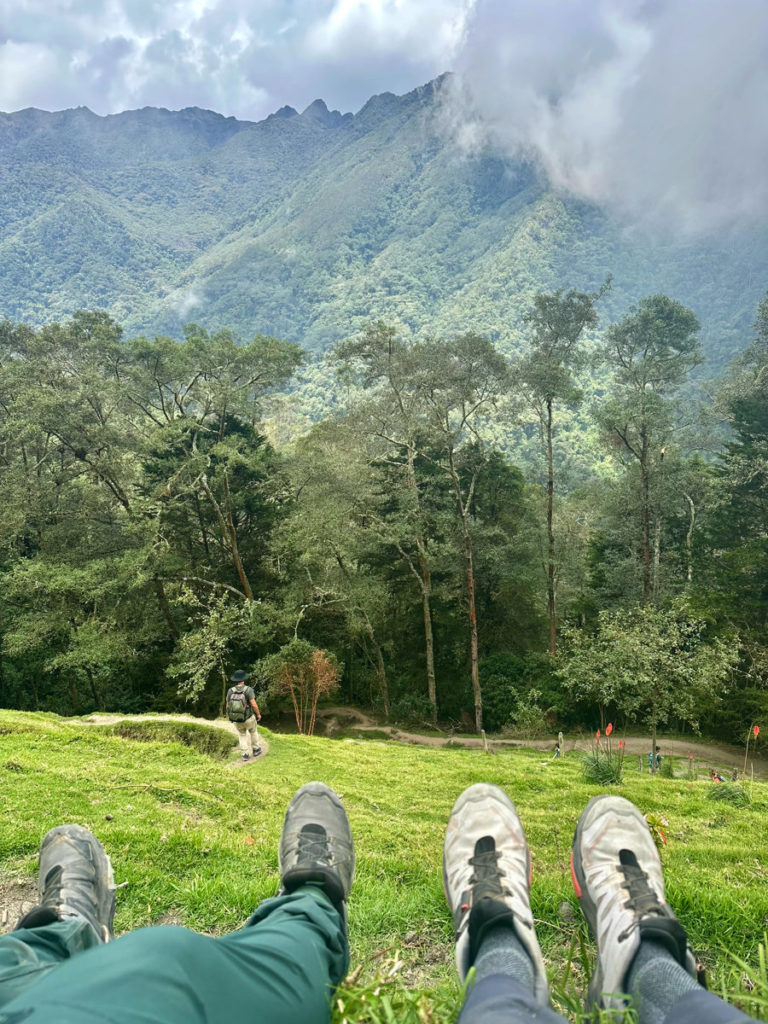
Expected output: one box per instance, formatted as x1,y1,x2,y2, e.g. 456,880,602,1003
443,783,549,1005
571,795,696,1011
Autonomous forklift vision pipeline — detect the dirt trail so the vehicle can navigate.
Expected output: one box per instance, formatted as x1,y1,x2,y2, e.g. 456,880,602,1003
81,709,763,777
317,707,766,776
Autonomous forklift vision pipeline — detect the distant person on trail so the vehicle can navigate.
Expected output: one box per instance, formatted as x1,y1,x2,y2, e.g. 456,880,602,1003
225,669,261,761
0,785,759,1024
552,741,561,759
649,745,662,771
710,768,725,782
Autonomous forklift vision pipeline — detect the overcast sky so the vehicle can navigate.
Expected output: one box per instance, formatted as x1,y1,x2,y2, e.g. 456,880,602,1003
2,0,766,234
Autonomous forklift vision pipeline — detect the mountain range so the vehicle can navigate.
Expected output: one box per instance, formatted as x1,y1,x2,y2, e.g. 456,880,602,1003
1,75,766,368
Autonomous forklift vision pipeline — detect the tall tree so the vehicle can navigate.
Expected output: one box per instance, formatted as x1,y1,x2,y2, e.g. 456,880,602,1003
595,296,702,603
517,282,608,653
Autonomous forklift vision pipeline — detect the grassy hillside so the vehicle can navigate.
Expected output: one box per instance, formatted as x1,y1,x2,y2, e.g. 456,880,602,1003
1,711,768,1021
1,82,767,370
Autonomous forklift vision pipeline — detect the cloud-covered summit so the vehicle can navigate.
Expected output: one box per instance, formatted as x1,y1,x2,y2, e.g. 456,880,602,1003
449,0,768,234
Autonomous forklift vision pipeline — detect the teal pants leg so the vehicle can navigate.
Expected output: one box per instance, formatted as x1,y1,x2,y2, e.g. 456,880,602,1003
0,890,348,1024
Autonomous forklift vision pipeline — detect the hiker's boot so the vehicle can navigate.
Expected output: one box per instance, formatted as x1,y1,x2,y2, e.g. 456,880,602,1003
242,753,250,761
16,825,115,942
252,746,261,757
571,795,697,1011
278,782,355,919
443,783,549,1005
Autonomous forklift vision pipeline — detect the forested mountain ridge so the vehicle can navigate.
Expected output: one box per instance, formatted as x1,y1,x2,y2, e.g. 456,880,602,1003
1,77,767,368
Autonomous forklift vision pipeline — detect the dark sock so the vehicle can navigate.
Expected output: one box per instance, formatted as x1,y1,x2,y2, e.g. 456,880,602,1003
627,939,699,1024
473,922,535,991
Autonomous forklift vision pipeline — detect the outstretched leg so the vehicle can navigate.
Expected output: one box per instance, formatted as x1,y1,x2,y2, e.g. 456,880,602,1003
572,794,758,1024
0,781,355,1024
443,783,568,1024
0,823,115,1010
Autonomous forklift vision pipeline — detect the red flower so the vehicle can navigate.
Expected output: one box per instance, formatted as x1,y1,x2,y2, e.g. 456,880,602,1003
754,725,760,737
596,729,601,739
618,740,624,749
689,753,693,759
606,723,613,736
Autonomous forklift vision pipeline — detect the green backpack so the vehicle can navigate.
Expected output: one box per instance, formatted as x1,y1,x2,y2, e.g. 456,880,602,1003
227,688,250,723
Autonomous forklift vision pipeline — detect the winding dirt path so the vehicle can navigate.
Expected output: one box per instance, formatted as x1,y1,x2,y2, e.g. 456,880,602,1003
81,709,764,778
317,707,766,777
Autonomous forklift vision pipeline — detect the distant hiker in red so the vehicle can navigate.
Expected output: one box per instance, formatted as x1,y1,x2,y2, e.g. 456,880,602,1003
225,669,261,761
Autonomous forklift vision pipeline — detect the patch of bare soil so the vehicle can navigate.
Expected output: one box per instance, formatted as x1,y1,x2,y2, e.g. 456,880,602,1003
0,876,38,934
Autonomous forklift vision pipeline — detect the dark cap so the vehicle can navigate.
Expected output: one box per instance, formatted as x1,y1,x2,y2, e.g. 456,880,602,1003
230,669,250,683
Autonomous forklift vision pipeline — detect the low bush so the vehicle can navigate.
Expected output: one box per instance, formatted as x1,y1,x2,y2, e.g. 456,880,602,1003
706,783,751,807
581,751,624,785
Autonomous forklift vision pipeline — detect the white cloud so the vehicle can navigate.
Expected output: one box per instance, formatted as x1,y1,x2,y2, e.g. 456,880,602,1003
446,0,768,235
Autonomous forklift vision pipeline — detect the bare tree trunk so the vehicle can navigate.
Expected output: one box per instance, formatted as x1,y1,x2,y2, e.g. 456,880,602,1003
652,515,662,599
199,472,254,601
640,441,651,604
684,492,696,585
418,549,437,721
546,398,557,655
405,449,437,720
448,457,482,733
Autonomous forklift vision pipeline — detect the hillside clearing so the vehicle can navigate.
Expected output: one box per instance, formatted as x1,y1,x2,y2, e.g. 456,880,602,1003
1,710,767,1021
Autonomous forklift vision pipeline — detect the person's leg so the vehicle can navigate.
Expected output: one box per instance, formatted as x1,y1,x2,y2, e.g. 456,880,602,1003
235,720,250,758
571,795,758,1024
248,716,261,755
444,783,567,1024
0,824,115,1010
1,781,355,1024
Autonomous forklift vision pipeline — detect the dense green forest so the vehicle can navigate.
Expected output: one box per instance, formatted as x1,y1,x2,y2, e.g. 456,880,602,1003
1,80,767,370
1,287,766,742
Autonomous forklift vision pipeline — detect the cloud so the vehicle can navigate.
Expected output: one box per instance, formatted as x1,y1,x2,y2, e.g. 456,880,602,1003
0,0,471,119
445,0,768,235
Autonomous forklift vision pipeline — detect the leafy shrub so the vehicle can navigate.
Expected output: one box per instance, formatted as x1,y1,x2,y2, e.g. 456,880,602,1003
658,757,675,778
479,653,560,732
706,783,751,806
389,693,436,729
508,689,549,738
581,751,624,785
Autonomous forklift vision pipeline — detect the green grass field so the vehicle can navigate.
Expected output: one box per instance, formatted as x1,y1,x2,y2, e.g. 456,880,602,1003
2,711,768,1022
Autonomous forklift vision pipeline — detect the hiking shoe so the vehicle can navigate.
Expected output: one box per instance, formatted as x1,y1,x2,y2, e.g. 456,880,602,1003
571,795,696,1011
252,747,262,757
278,782,355,912
16,825,115,941
242,753,250,761
443,783,549,1005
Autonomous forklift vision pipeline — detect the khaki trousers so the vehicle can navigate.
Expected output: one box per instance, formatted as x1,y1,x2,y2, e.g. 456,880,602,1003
234,716,259,754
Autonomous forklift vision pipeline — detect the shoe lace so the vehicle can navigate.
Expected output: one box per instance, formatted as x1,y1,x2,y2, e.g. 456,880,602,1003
617,850,663,939
296,824,331,866
41,865,64,908
468,837,507,901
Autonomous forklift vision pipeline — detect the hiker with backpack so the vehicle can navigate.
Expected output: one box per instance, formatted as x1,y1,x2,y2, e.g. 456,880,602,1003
226,669,261,761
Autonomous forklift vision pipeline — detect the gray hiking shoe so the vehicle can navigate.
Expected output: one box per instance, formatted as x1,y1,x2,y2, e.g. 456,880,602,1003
443,783,549,1005
278,782,355,912
571,795,696,1011
17,825,115,941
